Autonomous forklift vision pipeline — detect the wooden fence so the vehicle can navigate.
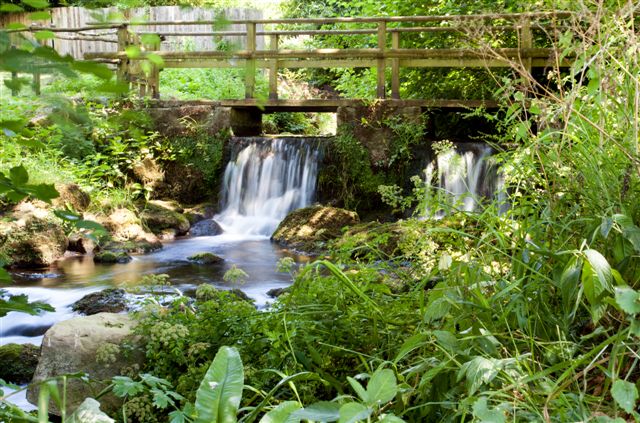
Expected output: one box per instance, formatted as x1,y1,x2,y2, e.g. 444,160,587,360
0,6,263,59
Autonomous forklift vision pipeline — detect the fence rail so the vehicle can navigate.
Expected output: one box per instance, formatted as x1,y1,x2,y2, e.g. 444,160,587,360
5,11,574,100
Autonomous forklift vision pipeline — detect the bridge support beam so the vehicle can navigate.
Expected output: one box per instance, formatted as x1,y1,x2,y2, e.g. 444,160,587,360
230,109,262,136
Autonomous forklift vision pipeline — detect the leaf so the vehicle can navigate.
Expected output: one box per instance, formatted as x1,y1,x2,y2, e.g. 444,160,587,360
0,4,24,12
26,183,60,203
611,380,638,413
458,357,502,395
393,333,429,364
583,249,613,292
125,45,141,59
365,368,396,406
291,402,341,422
22,0,49,8
472,397,505,423
338,403,371,423
612,214,640,253
74,220,108,233
112,376,144,397
559,256,582,314
28,11,51,20
347,377,368,403
9,165,29,185
259,401,302,423
34,30,56,41
194,346,244,423
53,209,82,222
0,294,55,318
379,415,405,423
140,33,161,46
147,53,164,67
614,287,640,315
71,61,113,80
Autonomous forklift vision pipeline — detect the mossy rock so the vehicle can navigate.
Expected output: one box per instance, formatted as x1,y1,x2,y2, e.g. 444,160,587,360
141,202,190,236
0,343,40,384
0,216,68,268
271,205,359,253
94,251,132,264
53,183,91,212
100,240,162,255
71,289,128,315
187,252,224,264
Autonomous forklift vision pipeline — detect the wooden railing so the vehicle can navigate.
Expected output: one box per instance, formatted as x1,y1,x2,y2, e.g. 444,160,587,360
9,12,574,100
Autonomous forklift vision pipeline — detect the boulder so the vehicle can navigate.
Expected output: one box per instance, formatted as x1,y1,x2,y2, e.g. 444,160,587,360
27,313,144,416
100,208,162,250
184,203,216,224
0,212,68,268
271,205,360,253
71,289,128,315
93,250,132,264
0,343,40,384
53,184,91,212
68,233,97,255
187,252,224,264
68,398,115,423
189,219,223,237
266,287,290,298
141,202,190,236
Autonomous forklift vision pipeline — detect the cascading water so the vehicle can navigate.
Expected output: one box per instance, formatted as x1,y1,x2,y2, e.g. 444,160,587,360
215,137,322,236
423,142,504,217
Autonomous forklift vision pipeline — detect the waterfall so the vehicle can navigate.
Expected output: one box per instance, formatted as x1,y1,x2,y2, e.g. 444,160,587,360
215,137,322,236
423,142,504,217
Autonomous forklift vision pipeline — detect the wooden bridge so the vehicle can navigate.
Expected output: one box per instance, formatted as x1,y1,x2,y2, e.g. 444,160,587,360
9,12,573,109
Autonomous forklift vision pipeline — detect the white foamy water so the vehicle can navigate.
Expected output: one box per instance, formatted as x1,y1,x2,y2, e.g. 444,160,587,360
215,137,321,235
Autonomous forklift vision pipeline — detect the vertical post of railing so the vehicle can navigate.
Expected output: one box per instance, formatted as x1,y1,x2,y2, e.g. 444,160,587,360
391,31,400,99
269,34,279,100
147,37,161,99
377,20,387,99
245,22,257,99
520,17,533,75
10,71,18,96
116,24,130,90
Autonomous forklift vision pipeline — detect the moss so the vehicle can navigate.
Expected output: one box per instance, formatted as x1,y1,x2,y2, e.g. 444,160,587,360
271,205,359,253
141,202,190,236
102,240,162,254
0,216,68,268
94,250,132,264
187,252,223,265
0,343,40,384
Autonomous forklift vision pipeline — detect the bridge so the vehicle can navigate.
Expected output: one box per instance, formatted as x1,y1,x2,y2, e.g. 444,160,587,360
8,12,573,135
7,12,572,103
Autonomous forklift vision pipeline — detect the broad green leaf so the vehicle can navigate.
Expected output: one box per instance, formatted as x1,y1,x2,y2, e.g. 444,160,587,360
365,368,396,406
0,268,10,283
612,214,640,253
614,287,640,315
347,377,368,403
291,402,340,422
194,346,244,423
125,45,141,59
583,249,613,292
74,220,108,233
259,401,301,423
338,403,371,423
140,33,161,46
0,4,24,12
559,256,582,313
611,380,638,413
393,333,429,364
53,209,81,221
22,0,49,8
112,376,144,397
29,11,51,20
34,30,56,41
9,165,29,185
630,319,640,338
379,415,405,423
458,357,501,395
147,53,164,66
472,397,505,423
71,61,113,80
27,183,60,203
0,294,55,317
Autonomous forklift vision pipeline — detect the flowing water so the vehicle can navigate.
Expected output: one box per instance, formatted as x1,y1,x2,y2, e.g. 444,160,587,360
1,136,323,353
422,142,505,216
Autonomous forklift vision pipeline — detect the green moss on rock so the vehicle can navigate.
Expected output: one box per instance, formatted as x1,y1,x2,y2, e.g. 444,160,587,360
141,202,190,236
271,205,359,253
187,252,224,264
94,251,132,264
0,343,40,384
0,216,68,268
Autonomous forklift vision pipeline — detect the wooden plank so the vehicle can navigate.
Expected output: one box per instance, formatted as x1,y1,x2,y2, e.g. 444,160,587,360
269,34,278,100
377,21,386,98
89,12,573,26
245,21,256,99
391,31,400,99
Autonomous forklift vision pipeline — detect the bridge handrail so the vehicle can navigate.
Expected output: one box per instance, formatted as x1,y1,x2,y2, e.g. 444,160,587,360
4,12,576,99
